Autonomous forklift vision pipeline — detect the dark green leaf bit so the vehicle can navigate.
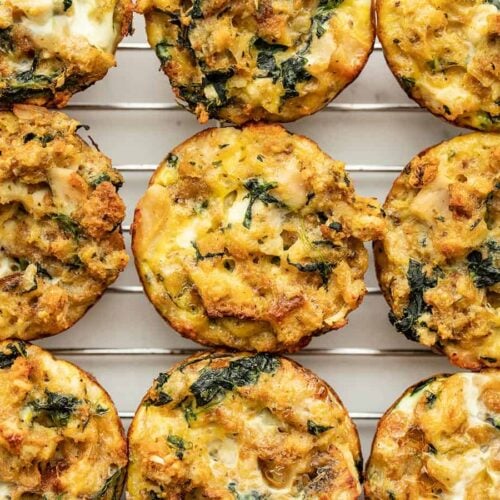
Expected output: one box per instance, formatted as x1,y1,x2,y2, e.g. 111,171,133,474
228,482,267,500
467,241,500,288
307,419,333,435
0,341,27,369
91,468,123,500
29,391,81,427
144,373,173,407
167,434,192,459
311,1,344,39
190,354,280,407
242,178,286,229
389,260,439,341
50,213,83,239
191,241,226,262
486,415,500,430
287,256,335,288
63,0,73,11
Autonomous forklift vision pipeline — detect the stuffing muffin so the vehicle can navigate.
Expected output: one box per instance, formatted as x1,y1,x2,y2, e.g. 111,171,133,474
365,371,500,500
377,0,500,131
374,133,499,370
137,0,375,124
132,124,386,352
127,351,363,499
0,0,133,107
0,340,127,498
0,105,128,341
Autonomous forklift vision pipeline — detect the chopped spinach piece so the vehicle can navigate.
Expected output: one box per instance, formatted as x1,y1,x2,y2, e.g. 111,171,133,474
50,214,83,239
328,221,342,232
425,391,437,408
23,133,55,147
486,415,500,430
166,153,178,168
181,397,198,425
399,76,416,92
312,0,344,38
190,354,280,407
242,178,286,229
144,372,173,407
167,434,191,459
287,256,335,288
254,38,287,82
89,173,110,187
228,482,266,500
467,242,500,288
191,0,203,18
281,56,311,98
480,356,497,363
426,58,457,73
94,404,108,416
91,468,122,499
36,263,52,280
478,111,500,129
191,241,226,261
410,376,437,396
389,260,438,341
427,443,437,454
155,42,172,64
388,492,396,500
307,420,333,435
63,0,73,11
29,391,81,427
0,341,27,369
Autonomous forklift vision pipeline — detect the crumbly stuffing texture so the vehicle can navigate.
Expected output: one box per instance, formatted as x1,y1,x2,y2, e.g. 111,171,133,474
375,133,499,369
365,372,500,500
0,340,127,499
377,0,500,131
132,124,386,352
137,0,374,124
127,351,363,499
0,105,128,341
0,0,133,107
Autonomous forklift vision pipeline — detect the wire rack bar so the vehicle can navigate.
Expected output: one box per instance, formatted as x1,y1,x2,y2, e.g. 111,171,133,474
50,347,435,357
116,164,402,173
68,102,419,112
118,42,384,52
117,411,382,420
106,285,382,295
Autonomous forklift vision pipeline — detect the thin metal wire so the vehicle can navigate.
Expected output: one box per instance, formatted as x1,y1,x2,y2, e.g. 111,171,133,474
51,347,435,357
106,285,383,295
67,102,419,112
116,164,403,173
117,411,382,420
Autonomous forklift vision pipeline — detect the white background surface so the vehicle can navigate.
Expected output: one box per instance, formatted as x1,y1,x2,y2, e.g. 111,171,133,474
36,16,464,463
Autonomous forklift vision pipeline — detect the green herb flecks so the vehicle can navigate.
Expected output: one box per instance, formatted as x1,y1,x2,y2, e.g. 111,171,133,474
486,415,500,430
94,404,109,416
328,221,342,232
91,468,123,499
399,76,416,93
242,178,286,229
0,28,13,53
389,260,439,341
426,58,458,73
410,376,438,396
29,391,81,427
425,391,437,408
144,372,173,407
254,38,287,82
228,482,267,500
50,213,83,240
312,0,344,38
167,434,192,459
0,341,27,369
190,354,280,407
166,153,178,168
307,420,333,435
155,42,173,64
287,256,335,288
467,241,500,288
23,132,55,147
281,56,312,99
191,242,226,262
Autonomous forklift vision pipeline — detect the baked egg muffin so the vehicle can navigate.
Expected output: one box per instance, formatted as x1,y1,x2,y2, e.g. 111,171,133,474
127,351,363,499
0,0,133,107
377,0,500,131
132,124,386,352
365,371,500,499
375,133,499,370
0,104,128,341
0,340,127,498
137,0,375,124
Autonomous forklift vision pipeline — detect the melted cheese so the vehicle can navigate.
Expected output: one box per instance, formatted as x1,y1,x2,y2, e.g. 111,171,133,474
21,0,117,52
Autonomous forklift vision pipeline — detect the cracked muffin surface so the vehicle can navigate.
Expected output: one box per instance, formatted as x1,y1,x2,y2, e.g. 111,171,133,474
0,340,127,499
0,0,133,107
127,351,362,499
365,371,500,500
0,105,128,341
132,124,386,352
377,0,500,131
137,0,374,124
375,132,500,369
